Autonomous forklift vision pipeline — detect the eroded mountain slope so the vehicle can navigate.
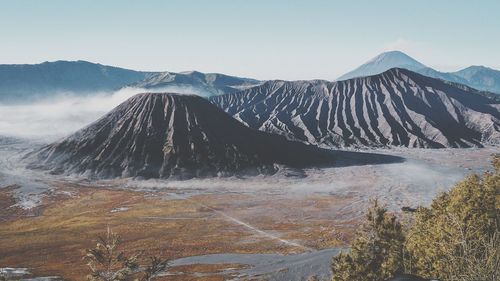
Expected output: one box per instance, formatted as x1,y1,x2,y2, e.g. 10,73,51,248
211,68,500,148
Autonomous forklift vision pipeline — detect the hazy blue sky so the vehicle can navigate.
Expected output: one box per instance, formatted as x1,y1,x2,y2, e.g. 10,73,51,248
1,0,499,80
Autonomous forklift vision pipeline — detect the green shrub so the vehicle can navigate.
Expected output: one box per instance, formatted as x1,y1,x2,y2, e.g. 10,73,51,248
332,156,499,281
331,199,405,281
406,156,499,280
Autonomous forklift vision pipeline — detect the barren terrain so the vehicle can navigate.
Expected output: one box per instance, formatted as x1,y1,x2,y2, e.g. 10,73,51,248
0,138,497,280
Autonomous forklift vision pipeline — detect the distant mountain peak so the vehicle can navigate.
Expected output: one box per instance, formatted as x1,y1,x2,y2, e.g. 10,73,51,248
133,70,261,97
337,52,500,95
459,65,494,72
180,70,203,75
367,50,415,62
337,50,427,81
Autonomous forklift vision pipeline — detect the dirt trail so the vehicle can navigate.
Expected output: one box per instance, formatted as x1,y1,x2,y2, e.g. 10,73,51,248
167,192,314,252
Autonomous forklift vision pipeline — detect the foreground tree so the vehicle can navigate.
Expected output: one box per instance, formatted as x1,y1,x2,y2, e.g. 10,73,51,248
331,199,406,281
406,156,499,281
331,156,499,281
84,229,168,281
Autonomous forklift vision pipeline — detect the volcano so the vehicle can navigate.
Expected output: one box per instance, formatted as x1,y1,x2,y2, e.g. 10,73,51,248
29,93,339,179
211,68,500,148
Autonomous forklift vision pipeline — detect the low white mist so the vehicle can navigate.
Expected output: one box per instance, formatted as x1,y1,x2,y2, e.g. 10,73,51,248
119,156,476,211
0,86,210,141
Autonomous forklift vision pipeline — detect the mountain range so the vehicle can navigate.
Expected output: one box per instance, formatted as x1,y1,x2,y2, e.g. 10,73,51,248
27,93,339,179
0,61,261,103
0,60,151,102
24,69,500,180
3,53,500,152
211,68,500,148
1,52,499,104
132,71,261,97
337,51,500,95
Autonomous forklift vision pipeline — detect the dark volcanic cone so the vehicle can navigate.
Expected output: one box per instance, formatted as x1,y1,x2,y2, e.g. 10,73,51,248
29,93,338,179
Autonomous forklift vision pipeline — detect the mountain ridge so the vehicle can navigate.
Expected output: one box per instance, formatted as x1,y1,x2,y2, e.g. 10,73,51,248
27,92,340,179
133,71,261,97
0,61,262,103
337,51,500,95
211,68,500,148
0,60,153,103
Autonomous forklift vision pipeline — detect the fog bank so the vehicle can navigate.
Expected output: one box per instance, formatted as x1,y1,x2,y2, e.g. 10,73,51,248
0,86,207,141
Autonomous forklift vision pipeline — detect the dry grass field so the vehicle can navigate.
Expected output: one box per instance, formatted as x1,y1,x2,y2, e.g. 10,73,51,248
1,147,495,280
0,182,351,280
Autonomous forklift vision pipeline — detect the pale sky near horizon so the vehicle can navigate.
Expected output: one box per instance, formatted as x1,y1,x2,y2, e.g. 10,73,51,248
1,0,499,80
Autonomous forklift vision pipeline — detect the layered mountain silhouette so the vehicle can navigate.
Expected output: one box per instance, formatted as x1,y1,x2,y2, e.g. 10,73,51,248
3,54,498,105
133,71,261,97
337,51,500,95
28,93,344,179
0,61,261,103
211,68,500,148
0,60,152,103
452,66,500,95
